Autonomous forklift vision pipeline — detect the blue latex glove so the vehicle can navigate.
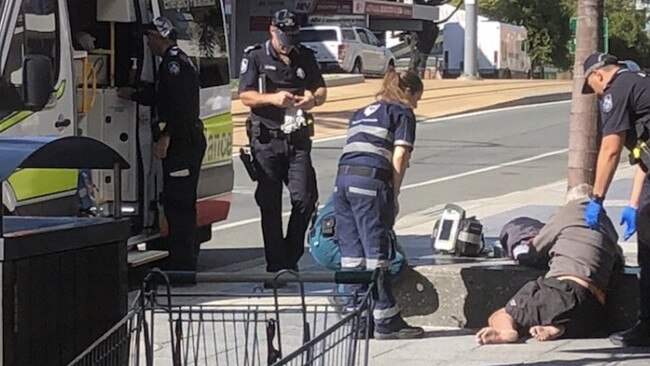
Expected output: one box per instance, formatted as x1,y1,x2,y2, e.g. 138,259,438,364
584,198,603,230
620,205,637,240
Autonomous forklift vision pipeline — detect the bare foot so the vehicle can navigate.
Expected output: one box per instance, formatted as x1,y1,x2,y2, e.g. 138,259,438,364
475,327,519,345
529,325,565,341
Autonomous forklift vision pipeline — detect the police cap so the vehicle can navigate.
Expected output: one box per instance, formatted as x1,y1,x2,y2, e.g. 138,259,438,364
144,16,178,40
272,9,300,46
582,52,619,94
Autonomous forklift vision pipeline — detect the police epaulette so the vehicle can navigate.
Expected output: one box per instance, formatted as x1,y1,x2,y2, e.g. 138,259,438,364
244,44,262,54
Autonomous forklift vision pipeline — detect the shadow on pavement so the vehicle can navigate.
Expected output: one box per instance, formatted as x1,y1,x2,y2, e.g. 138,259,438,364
561,347,650,355
198,247,265,271
496,356,650,366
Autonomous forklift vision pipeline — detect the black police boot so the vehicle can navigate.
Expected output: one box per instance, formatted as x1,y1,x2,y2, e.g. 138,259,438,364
609,321,650,347
374,317,424,340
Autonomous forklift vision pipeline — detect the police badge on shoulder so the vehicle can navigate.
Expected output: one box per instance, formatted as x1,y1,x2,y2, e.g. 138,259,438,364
602,94,613,113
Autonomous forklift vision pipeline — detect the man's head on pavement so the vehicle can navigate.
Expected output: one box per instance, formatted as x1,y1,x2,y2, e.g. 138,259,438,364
146,16,177,56
270,9,300,55
565,183,593,204
582,52,620,95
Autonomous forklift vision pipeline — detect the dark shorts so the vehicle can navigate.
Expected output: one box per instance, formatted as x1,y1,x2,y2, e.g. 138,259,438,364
505,277,604,338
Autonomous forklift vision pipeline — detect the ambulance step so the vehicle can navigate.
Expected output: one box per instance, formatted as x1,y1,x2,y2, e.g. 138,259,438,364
128,250,168,267
127,233,162,250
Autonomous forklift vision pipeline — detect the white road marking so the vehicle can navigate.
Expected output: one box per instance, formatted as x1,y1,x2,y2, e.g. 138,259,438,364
402,148,569,190
213,148,569,232
232,100,571,156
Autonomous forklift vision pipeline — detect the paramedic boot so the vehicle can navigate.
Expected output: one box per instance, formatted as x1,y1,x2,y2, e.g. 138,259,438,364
375,316,424,340
610,320,650,347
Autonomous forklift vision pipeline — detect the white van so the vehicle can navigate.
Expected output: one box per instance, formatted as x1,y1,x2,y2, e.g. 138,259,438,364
299,25,396,75
443,21,532,78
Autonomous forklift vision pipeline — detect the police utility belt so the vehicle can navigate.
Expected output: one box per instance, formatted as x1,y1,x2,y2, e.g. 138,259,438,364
248,114,315,140
629,114,650,171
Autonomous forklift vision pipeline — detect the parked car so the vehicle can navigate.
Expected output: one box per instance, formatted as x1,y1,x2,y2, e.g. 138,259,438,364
299,25,396,75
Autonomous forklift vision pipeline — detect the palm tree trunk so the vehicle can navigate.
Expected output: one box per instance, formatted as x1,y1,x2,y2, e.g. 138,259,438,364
567,0,600,189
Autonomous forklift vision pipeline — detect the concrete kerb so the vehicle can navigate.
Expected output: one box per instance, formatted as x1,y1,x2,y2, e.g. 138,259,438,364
393,165,640,332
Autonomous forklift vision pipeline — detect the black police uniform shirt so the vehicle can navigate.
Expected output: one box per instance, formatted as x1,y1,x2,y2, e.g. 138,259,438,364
238,41,326,129
133,45,205,164
599,68,650,151
338,101,417,173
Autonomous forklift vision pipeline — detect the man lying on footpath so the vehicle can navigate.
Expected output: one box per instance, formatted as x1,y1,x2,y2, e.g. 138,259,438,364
476,184,624,344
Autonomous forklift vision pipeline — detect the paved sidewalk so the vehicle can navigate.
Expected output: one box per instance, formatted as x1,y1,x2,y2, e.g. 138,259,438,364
145,165,650,365
231,79,571,149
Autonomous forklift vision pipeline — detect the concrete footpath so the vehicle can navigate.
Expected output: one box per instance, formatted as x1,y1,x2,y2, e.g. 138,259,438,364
370,166,647,366
231,79,571,149
142,165,650,365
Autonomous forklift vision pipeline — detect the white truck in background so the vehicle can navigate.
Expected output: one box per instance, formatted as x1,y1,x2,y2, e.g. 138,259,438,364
442,21,532,79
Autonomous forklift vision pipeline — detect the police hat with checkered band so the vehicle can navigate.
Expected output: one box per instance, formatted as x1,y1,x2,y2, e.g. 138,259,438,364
271,9,300,46
145,16,178,41
582,52,619,94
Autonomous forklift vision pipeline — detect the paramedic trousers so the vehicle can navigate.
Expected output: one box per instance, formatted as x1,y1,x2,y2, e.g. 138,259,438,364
161,131,206,271
334,173,401,332
636,173,650,322
251,130,318,272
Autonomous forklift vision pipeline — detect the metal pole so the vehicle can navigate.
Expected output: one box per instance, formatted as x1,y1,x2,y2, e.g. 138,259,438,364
567,0,599,189
0,183,4,237
462,0,478,79
113,163,122,219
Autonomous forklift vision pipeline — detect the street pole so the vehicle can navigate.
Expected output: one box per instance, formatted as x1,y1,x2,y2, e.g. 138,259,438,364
567,0,599,189
461,0,478,79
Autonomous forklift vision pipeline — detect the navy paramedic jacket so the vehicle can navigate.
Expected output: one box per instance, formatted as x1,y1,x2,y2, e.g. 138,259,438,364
338,101,417,173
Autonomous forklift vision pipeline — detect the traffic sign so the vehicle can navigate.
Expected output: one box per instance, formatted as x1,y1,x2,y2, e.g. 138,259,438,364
568,16,609,54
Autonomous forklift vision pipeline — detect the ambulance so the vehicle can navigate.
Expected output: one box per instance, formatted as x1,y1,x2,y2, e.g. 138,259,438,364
0,0,234,265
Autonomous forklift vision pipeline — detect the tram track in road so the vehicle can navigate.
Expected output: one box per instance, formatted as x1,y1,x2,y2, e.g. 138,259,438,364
231,80,570,119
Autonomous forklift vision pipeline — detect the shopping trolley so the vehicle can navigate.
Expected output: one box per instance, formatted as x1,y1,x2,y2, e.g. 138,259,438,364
68,269,377,366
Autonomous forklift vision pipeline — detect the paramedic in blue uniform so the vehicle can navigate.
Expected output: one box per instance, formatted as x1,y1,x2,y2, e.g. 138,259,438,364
238,9,327,278
582,52,650,347
118,17,206,272
334,69,425,339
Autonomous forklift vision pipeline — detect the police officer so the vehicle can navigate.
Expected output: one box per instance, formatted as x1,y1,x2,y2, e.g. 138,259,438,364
334,69,424,339
118,17,207,272
582,52,650,347
238,9,327,280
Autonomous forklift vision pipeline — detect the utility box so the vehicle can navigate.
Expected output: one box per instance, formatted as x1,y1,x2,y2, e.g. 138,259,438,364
1,216,130,366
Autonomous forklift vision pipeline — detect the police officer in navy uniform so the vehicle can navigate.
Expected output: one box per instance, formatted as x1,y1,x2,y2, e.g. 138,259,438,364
334,69,424,339
118,17,207,272
238,9,327,279
582,52,650,347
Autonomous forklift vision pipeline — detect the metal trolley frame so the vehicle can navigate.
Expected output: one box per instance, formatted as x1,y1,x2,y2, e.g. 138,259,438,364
67,269,376,366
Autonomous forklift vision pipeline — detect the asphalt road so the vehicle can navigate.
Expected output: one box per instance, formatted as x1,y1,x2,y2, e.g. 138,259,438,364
199,101,571,270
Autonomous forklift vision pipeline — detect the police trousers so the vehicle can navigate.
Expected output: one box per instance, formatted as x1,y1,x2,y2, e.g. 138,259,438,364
636,173,650,321
251,132,318,272
334,173,401,332
161,133,206,271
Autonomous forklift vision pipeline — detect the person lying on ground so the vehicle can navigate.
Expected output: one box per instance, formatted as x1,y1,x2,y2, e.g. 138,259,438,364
476,183,624,344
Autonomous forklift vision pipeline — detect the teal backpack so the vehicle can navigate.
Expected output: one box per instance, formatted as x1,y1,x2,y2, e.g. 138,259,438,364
307,194,405,274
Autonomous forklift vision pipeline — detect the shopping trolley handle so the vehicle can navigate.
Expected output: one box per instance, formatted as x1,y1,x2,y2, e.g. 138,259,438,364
333,270,377,284
151,270,377,285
